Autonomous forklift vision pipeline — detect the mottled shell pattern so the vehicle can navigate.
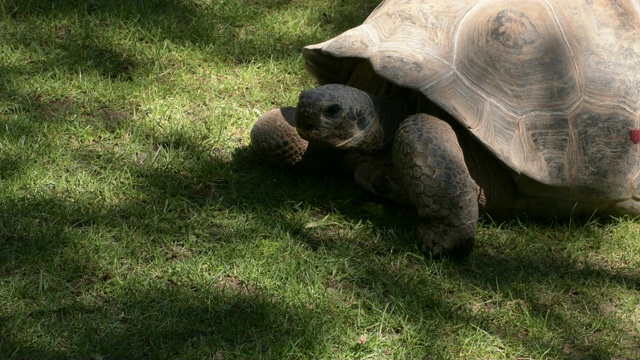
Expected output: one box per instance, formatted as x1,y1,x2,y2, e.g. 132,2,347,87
303,0,640,202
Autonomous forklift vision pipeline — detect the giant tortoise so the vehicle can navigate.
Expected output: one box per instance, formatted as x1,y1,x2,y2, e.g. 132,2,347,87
250,0,640,257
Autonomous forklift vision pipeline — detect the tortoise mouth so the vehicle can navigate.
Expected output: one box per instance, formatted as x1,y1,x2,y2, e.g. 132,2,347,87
296,120,369,150
296,125,359,149
295,109,385,150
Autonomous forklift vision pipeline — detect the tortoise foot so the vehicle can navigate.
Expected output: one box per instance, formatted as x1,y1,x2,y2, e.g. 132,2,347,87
417,222,475,259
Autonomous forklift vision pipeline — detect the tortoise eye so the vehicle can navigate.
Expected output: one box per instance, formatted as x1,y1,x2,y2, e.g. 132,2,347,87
324,104,341,117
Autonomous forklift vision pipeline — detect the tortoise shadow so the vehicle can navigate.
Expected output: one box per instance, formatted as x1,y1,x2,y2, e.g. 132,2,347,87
2,0,638,357
1,123,638,357
228,145,640,358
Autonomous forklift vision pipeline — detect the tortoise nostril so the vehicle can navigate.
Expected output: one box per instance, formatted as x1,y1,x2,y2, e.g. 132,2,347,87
324,104,341,117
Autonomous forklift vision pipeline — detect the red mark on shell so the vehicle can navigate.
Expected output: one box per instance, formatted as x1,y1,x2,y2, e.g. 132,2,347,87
631,129,640,144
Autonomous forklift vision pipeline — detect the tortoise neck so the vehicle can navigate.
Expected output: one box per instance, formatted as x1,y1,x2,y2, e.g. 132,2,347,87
371,94,414,148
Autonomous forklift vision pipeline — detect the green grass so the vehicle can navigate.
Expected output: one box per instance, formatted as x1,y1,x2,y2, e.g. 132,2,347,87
1,0,639,359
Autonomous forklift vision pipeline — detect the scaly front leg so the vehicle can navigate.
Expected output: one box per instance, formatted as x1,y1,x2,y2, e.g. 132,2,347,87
251,107,308,167
393,114,480,258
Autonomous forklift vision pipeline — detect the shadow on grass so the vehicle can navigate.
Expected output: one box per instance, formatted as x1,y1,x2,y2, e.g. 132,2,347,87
224,150,640,357
0,143,393,358
2,0,378,71
1,0,639,358
2,281,328,358
1,123,638,357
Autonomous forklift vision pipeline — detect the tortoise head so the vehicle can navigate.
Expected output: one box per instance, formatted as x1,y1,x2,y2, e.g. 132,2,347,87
295,84,385,150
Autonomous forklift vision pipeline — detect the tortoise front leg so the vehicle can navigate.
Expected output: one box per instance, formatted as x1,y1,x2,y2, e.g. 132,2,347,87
251,107,308,167
393,114,480,258
251,107,350,171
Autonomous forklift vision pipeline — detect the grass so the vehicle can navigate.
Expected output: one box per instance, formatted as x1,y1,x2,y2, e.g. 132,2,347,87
0,0,639,358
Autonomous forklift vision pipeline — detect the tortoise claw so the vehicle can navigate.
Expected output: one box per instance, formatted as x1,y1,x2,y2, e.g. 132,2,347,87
417,222,475,259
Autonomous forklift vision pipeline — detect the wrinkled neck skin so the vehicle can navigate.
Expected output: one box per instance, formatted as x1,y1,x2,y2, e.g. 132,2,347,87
368,93,414,150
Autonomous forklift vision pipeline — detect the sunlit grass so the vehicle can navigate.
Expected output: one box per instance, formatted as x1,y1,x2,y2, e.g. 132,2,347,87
1,0,639,359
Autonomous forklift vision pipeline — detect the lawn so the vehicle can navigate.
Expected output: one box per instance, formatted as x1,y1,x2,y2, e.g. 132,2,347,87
0,0,639,359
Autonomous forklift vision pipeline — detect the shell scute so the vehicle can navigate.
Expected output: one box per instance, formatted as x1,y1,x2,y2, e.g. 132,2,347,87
568,103,639,198
519,115,572,185
423,75,484,129
454,0,581,117
488,9,540,50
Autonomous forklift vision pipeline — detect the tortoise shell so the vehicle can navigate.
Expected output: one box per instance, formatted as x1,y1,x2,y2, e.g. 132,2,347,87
303,0,640,203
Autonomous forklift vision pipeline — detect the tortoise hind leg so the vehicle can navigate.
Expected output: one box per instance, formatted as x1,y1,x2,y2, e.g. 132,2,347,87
393,114,480,258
